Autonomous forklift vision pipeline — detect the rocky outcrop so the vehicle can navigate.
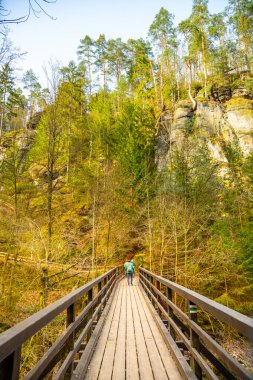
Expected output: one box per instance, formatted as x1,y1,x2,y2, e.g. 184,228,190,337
226,98,253,155
232,86,252,99
155,111,173,172
0,129,36,163
156,96,253,171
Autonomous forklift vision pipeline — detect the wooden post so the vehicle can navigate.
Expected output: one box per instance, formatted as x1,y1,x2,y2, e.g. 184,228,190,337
150,275,155,306
0,348,21,380
189,301,202,380
87,288,94,341
145,273,149,298
140,269,145,287
97,281,102,320
111,270,115,292
156,280,162,317
65,303,75,379
167,287,176,340
107,273,111,296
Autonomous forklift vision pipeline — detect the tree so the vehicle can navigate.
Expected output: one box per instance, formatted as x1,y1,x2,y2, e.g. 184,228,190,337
208,12,229,75
148,8,178,108
77,36,94,98
126,38,154,98
0,63,15,136
107,38,128,87
227,0,253,73
23,69,42,124
148,7,175,58
95,34,108,91
59,61,85,181
179,0,210,97
0,27,13,64
28,107,64,263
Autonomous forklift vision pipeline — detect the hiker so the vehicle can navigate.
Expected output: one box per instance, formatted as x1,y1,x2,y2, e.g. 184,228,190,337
124,259,135,285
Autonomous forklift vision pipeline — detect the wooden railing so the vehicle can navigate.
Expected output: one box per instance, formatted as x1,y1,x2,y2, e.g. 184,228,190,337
139,267,253,380
0,266,123,380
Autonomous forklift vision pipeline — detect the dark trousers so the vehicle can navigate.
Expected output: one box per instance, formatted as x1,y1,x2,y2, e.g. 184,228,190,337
126,272,133,285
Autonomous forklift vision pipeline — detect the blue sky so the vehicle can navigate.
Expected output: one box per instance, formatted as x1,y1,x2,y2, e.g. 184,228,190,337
6,0,228,85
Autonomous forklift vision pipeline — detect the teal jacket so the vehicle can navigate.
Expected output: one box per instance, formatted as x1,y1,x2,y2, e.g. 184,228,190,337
124,261,135,274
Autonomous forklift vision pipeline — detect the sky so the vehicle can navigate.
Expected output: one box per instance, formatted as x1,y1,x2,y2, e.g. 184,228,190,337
5,0,228,86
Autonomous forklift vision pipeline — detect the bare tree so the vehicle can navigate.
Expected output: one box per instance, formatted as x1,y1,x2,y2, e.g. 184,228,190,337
0,0,57,24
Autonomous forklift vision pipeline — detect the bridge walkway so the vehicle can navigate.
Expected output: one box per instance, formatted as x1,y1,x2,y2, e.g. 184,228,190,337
81,279,182,380
1,267,251,379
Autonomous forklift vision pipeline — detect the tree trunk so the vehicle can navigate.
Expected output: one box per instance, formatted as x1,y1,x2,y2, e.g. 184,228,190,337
201,35,208,98
150,61,159,113
146,190,153,271
0,88,6,138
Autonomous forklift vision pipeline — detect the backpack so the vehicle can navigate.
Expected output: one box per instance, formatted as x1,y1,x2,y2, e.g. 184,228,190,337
126,262,133,274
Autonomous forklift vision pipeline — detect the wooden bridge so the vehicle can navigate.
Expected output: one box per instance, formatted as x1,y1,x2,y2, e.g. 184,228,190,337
0,267,252,380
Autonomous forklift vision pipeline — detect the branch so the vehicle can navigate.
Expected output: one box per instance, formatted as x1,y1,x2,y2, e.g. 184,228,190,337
47,263,78,279
0,0,57,25
50,271,90,287
33,0,56,20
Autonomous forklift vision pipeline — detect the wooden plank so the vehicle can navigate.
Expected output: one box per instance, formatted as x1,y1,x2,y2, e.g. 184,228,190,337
130,283,154,380
98,284,123,380
82,279,184,380
125,283,139,380
140,281,221,380
84,285,121,380
133,284,168,380
67,281,118,380
136,286,183,380
112,282,127,380
139,283,196,380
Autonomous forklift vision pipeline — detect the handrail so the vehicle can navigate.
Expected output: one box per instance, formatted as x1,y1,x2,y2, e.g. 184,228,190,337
0,266,123,380
139,267,253,380
140,267,253,340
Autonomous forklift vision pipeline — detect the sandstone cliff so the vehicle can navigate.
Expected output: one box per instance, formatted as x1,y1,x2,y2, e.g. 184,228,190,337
156,93,253,172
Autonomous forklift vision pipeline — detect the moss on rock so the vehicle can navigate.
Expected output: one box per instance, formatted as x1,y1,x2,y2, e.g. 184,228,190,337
226,97,253,111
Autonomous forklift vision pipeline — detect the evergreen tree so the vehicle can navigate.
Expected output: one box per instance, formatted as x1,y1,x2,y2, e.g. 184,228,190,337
95,34,109,91
227,0,253,73
77,35,94,98
22,69,42,122
179,0,210,96
148,8,178,108
0,63,15,136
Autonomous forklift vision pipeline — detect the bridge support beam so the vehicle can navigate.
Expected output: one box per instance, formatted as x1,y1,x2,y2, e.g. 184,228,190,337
167,288,176,340
65,303,75,379
189,301,202,380
0,348,21,380
87,288,94,341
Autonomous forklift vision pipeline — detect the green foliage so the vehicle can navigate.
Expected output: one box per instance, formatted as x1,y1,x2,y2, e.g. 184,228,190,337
1,0,253,340
148,7,175,51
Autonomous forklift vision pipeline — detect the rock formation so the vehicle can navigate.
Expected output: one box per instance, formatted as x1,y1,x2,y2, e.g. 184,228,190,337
156,86,253,172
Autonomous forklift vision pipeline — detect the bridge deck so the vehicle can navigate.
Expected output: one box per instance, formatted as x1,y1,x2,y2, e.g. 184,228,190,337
84,278,183,380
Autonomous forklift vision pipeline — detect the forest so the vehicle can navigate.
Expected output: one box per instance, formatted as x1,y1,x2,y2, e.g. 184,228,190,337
0,0,252,364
